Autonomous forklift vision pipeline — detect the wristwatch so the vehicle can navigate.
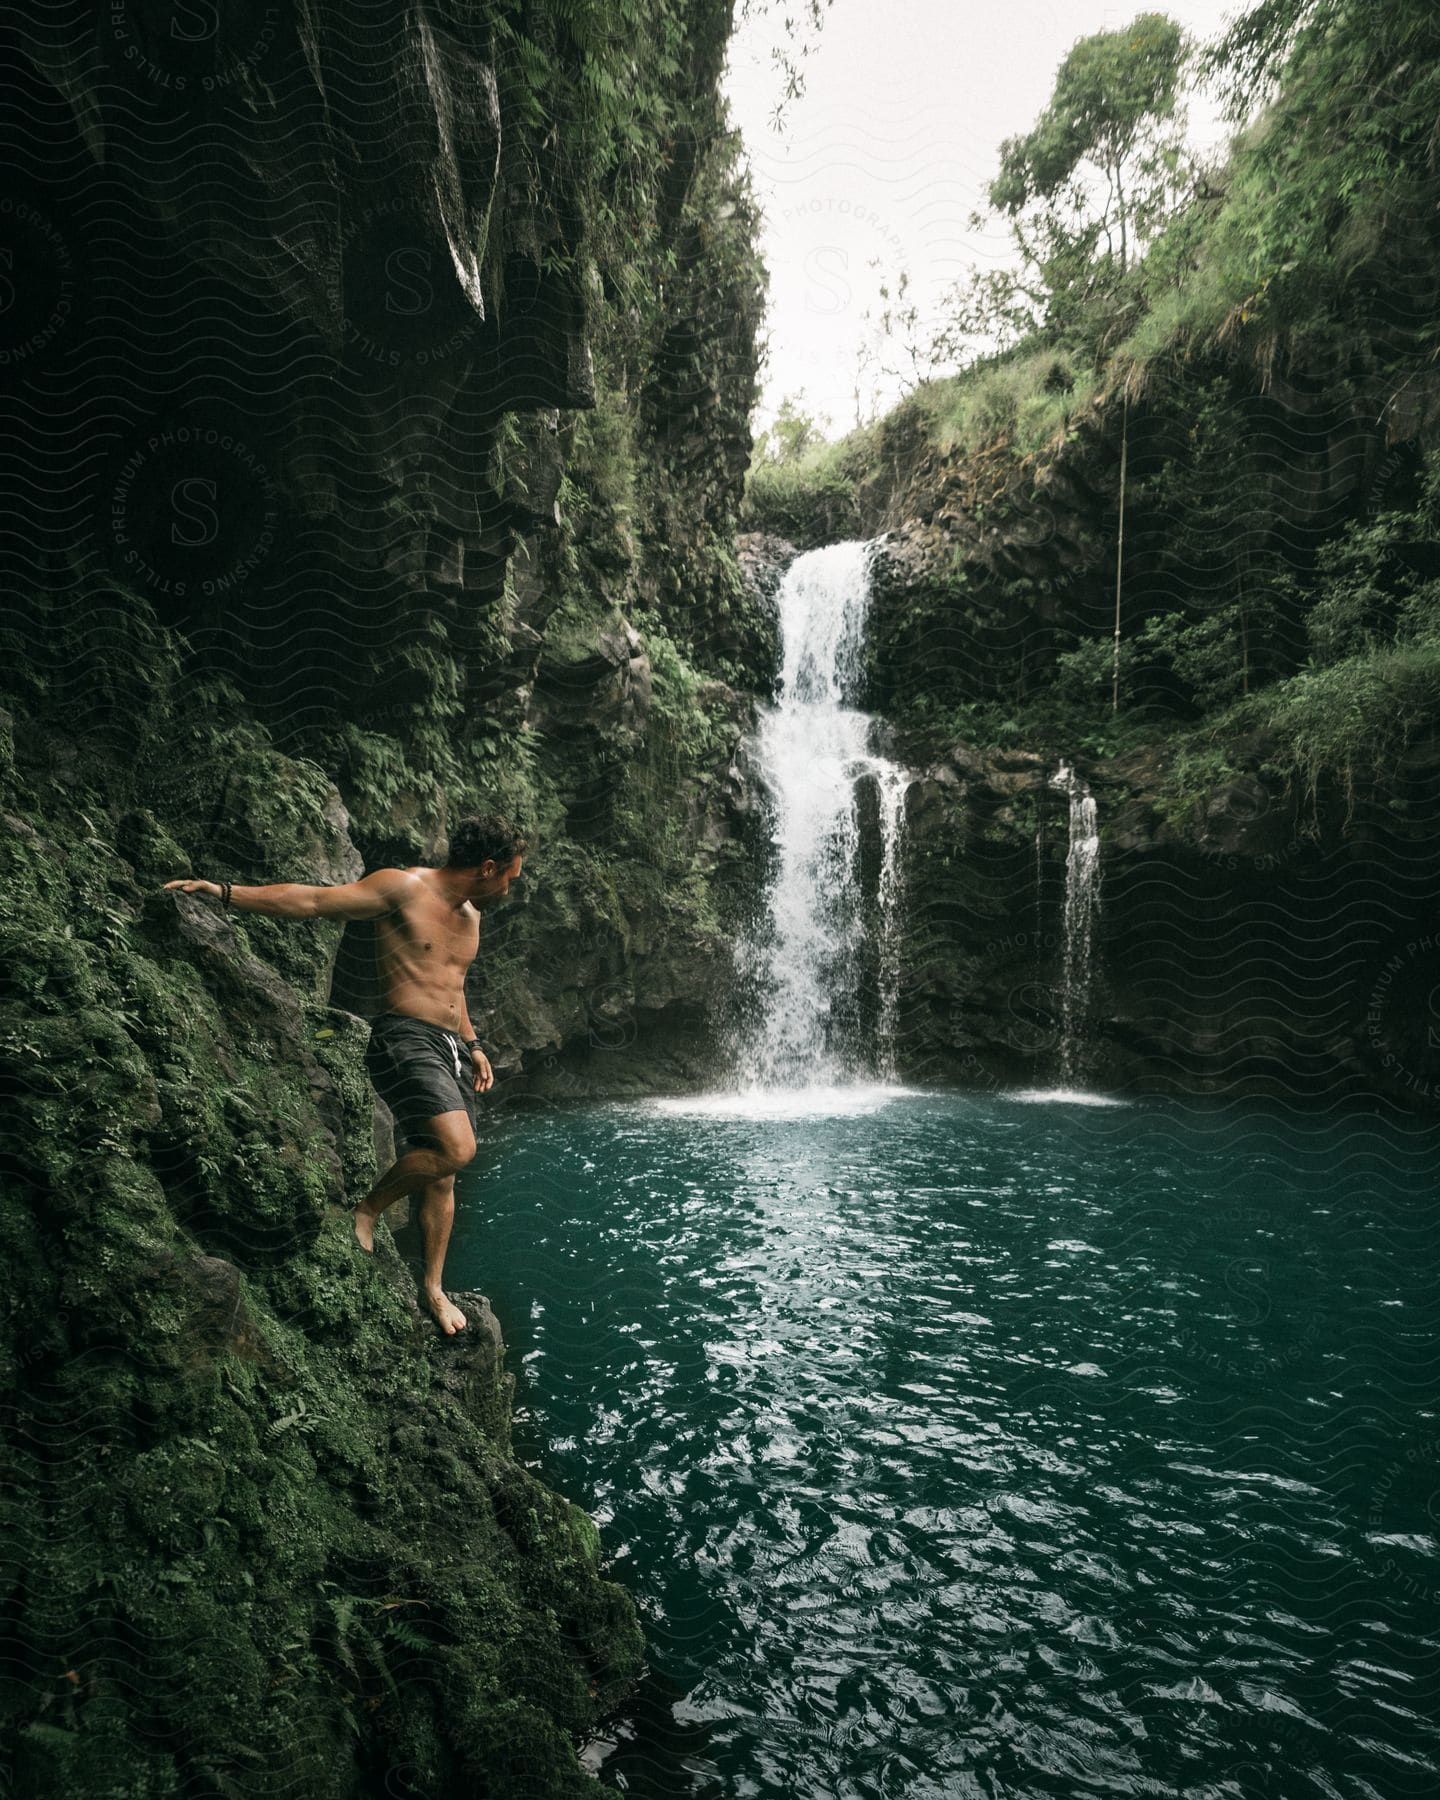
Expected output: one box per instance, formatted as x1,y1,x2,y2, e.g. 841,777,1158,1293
464,1038,486,1054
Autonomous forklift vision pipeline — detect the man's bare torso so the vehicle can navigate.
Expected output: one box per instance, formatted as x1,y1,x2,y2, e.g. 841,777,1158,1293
375,869,479,1032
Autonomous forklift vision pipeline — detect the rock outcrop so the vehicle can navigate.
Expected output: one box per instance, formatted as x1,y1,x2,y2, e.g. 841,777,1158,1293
0,3,768,1793
890,728,1440,1109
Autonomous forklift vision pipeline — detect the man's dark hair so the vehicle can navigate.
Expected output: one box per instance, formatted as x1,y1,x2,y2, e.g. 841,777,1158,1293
444,812,528,870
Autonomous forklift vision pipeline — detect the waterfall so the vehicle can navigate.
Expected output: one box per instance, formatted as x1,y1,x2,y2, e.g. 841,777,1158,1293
872,761,910,1081
1053,759,1101,1087
740,540,910,1089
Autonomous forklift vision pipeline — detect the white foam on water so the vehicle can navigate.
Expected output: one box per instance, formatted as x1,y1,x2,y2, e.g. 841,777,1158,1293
646,1083,922,1120
1003,1086,1131,1108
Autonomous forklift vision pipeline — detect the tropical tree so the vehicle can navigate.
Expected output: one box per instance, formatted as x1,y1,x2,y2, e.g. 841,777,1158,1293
751,392,832,464
945,12,1195,357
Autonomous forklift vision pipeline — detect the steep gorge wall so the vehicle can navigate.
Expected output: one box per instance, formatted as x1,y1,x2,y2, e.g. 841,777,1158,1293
887,729,1440,1108
854,355,1423,711
879,373,1440,1107
0,4,770,1794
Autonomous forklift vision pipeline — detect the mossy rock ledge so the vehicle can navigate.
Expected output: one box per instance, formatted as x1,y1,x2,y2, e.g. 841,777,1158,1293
0,743,644,1797
0,0,773,1784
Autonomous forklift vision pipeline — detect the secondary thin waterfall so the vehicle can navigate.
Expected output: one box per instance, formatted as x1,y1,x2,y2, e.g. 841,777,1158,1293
1053,759,1101,1086
740,540,909,1088
872,760,909,1078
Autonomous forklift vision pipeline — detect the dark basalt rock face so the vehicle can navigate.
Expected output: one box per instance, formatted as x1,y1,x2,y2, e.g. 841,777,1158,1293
734,529,795,690
0,732,650,1796
888,730,1440,1110
0,5,768,1795
14,12,591,766
857,370,1406,715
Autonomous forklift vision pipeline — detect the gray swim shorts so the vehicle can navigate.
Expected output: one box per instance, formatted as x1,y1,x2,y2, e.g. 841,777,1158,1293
364,1011,478,1153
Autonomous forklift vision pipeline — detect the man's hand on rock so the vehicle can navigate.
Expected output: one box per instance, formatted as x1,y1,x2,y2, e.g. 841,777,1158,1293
163,878,223,901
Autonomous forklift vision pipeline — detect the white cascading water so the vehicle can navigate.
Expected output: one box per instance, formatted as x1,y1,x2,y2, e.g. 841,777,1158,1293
1052,759,1102,1086
740,540,910,1089
871,759,910,1080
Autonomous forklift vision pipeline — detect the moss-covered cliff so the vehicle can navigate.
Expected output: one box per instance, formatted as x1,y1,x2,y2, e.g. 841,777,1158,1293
0,2,772,1792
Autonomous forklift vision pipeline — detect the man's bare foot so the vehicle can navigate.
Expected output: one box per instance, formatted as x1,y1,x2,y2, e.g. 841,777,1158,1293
425,1288,467,1335
353,1206,380,1254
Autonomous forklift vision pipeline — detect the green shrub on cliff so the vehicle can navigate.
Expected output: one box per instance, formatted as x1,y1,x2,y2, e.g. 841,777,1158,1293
1193,449,1440,800
742,424,873,544
1298,452,1440,666
928,350,1098,457
1232,638,1440,809
1114,0,1440,379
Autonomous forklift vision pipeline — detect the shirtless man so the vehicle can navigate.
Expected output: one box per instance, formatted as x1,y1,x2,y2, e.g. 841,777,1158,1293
165,813,526,1335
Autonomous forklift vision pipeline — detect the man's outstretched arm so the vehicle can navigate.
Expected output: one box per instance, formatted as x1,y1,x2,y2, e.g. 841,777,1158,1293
163,868,415,920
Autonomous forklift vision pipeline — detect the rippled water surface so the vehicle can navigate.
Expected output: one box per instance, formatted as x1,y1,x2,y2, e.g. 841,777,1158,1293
450,1090,1440,1798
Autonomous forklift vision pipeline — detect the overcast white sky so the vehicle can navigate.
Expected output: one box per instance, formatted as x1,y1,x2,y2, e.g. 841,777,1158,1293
721,0,1246,435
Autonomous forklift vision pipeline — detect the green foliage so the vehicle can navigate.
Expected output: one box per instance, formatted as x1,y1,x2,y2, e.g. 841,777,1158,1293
948,11,1193,357
742,421,876,542
1300,453,1440,665
1054,634,1133,710
488,0,688,346
1115,0,1440,375
1153,741,1245,824
894,664,1164,764
631,610,722,763
991,13,1188,218
562,386,640,545
1117,366,1296,707
1132,452,1440,807
990,6,1190,284
1202,0,1318,110
1227,638,1440,808
611,611,728,911
756,345,1100,523
0,582,188,793
1132,600,1272,711
928,349,1097,456
484,0,776,419
751,392,833,465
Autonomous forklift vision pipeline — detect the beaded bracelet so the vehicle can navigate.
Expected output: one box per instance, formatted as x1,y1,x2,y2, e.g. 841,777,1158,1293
221,880,233,907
